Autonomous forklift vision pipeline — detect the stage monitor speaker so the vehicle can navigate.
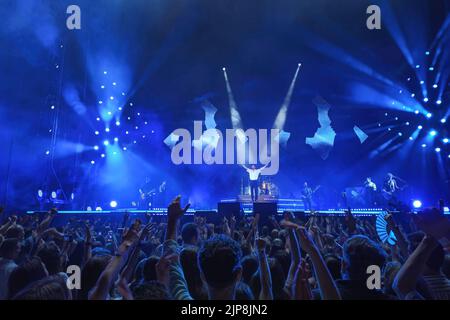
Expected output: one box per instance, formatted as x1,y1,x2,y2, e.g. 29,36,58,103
253,202,277,228
218,202,242,219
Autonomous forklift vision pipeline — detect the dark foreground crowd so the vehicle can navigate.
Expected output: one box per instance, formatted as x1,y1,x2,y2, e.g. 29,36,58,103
0,197,449,300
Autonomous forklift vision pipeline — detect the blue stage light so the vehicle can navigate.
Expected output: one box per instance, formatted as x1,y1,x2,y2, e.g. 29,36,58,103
429,130,437,136
424,98,429,103
414,110,419,114
110,200,118,208
96,117,101,121
426,112,432,118
95,131,99,135
418,125,423,130
95,206,102,211
123,147,127,151
98,101,103,104
103,71,107,74
436,100,442,105
51,191,57,199
115,121,120,126
432,84,437,88
435,147,441,152
112,82,117,86
94,145,99,150
412,200,422,208
105,127,110,132
114,137,119,142
421,144,426,148
443,138,449,144
441,118,447,124
101,85,105,89
110,96,114,100
103,140,109,146
91,160,95,164
101,154,105,158
415,65,420,69
45,150,50,155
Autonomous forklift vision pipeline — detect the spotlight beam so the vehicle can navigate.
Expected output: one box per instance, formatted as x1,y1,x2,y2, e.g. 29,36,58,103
273,63,302,130
222,67,244,130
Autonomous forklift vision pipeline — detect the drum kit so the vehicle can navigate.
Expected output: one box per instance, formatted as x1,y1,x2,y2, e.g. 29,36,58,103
243,177,279,197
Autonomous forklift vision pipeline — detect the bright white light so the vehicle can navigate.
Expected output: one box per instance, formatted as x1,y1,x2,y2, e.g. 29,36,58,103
99,101,103,104
112,82,117,86
94,145,99,150
222,67,226,71
424,98,429,103
38,190,43,198
421,144,426,148
95,131,99,135
433,84,437,88
114,137,119,142
414,110,419,114
415,65,420,69
435,147,441,152
110,201,118,208
418,125,423,130
101,154,105,158
96,117,101,121
426,112,432,118
123,147,127,151
110,96,114,100
105,128,110,132
429,130,437,136
441,118,447,124
95,206,102,211
443,138,449,144
103,140,109,146
45,150,50,155
91,160,95,164
413,200,422,208
115,121,120,126
436,100,442,105
51,191,57,199
103,71,107,74
101,85,105,89
411,93,416,98
107,111,112,115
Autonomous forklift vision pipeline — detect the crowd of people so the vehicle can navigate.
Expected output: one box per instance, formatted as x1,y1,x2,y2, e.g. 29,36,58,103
0,197,449,300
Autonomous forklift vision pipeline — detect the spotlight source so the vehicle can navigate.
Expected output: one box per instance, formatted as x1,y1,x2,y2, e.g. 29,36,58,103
110,200,118,208
412,200,422,209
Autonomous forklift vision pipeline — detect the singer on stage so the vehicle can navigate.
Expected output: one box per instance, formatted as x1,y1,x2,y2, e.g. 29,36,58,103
241,164,268,202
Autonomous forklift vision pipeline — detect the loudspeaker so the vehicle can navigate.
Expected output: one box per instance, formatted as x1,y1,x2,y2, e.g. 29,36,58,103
218,202,242,219
253,202,277,228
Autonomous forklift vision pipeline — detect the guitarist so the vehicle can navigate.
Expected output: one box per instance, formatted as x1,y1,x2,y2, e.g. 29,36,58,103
301,182,320,212
138,177,155,209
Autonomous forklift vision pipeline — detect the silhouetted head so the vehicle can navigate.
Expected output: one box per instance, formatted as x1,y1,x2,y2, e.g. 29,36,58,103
198,234,242,291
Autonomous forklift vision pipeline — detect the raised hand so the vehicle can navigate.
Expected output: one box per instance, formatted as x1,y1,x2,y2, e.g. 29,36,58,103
168,196,190,222
155,254,178,288
296,226,316,254
138,222,153,241
256,238,267,252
